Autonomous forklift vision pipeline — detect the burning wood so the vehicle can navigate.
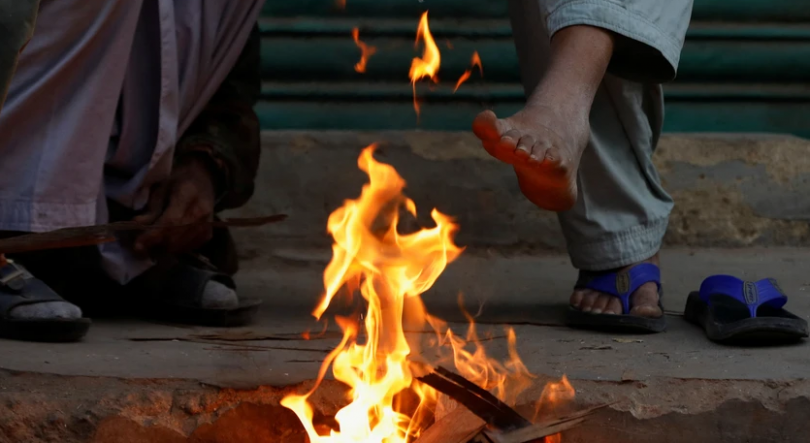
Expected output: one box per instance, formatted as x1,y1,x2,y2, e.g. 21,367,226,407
279,145,581,443
414,366,605,443
0,215,286,254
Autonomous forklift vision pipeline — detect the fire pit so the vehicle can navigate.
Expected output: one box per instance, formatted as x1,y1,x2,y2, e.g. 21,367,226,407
279,145,587,443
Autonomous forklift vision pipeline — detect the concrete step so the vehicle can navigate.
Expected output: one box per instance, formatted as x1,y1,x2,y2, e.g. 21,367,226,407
3,248,810,442
227,131,810,254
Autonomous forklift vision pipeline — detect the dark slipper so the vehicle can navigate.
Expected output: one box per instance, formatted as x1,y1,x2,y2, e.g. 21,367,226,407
131,254,261,327
0,260,91,342
684,275,808,343
566,263,666,333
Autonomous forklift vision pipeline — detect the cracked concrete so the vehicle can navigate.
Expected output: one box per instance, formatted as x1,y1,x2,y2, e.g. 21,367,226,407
3,249,810,442
239,131,810,252
4,131,810,442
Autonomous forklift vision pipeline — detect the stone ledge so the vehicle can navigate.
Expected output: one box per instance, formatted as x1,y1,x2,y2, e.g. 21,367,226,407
229,131,810,255
2,371,806,443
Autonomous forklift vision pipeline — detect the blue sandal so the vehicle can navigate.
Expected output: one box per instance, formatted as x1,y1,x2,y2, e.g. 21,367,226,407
685,276,808,343
566,263,666,333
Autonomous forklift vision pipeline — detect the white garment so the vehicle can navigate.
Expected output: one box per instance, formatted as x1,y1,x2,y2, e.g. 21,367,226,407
0,0,263,282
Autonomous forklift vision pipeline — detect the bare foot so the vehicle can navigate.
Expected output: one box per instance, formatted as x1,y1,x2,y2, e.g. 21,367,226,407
472,105,588,211
570,254,663,318
472,25,615,212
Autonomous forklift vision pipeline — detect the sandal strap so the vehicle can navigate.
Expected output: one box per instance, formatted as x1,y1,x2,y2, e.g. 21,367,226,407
0,260,66,317
0,259,28,293
575,263,662,315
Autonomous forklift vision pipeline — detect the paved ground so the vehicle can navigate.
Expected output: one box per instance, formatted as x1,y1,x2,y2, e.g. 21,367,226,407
5,131,810,442
2,248,810,442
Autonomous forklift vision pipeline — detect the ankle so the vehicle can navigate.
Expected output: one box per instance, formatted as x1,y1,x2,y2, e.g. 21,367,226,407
527,25,614,116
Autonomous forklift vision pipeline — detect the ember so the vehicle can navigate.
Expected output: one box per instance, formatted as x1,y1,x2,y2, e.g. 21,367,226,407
281,146,578,443
454,52,483,92
352,28,377,73
409,12,441,117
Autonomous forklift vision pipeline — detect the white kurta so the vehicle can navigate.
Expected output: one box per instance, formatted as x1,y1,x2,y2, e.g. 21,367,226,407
0,0,263,282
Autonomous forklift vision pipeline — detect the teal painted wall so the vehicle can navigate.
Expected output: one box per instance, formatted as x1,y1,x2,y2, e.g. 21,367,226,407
259,0,810,136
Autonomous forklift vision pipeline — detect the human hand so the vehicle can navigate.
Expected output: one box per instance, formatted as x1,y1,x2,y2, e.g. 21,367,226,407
132,156,219,255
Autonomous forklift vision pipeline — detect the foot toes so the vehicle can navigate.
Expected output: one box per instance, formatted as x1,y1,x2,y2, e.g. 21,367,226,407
603,297,622,315
570,289,586,308
472,110,506,142
590,294,611,315
9,301,83,320
527,140,550,163
579,290,599,313
515,135,535,159
629,282,662,317
201,281,239,309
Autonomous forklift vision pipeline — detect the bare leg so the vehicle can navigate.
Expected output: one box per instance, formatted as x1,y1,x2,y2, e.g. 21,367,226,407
473,25,613,212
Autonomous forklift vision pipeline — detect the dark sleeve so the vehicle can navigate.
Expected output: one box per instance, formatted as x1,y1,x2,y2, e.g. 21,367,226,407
0,0,40,111
175,23,261,211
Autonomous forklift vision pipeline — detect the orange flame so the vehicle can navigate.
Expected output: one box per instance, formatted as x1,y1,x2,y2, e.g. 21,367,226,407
337,0,346,9
454,51,483,92
409,12,441,117
534,375,576,443
352,28,377,73
282,145,463,443
281,144,575,443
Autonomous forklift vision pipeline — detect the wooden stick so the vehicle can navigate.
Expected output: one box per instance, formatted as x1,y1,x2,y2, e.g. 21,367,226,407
0,214,287,254
417,367,531,431
412,404,486,443
484,403,610,443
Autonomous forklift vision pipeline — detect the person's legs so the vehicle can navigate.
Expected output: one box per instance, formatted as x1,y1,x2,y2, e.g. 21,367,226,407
475,0,692,317
0,0,143,323
102,0,262,314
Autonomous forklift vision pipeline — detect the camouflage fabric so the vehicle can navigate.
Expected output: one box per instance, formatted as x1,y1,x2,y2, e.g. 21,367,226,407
0,0,40,113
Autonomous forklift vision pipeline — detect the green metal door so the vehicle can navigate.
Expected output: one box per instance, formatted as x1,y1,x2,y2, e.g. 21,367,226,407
259,0,810,136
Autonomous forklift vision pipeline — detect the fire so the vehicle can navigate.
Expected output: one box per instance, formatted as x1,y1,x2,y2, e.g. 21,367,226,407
281,145,575,443
352,28,377,73
409,12,441,117
453,52,483,92
282,145,462,443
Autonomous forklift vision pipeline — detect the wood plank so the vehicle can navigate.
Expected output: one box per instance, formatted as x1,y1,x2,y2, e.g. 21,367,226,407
484,404,610,443
413,406,485,443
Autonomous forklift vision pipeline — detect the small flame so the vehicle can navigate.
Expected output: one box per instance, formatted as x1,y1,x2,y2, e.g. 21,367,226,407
426,297,534,406
352,28,377,73
453,52,483,92
409,11,441,117
337,0,346,9
534,375,576,443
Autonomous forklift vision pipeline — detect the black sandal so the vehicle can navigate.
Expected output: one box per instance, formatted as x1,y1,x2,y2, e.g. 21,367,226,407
0,260,91,342
685,275,808,343
130,254,261,327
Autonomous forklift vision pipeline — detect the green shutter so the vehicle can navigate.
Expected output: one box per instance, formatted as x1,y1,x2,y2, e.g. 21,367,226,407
259,0,810,136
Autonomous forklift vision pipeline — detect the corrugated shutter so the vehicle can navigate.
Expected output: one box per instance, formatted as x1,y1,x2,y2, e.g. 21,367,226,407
259,0,810,136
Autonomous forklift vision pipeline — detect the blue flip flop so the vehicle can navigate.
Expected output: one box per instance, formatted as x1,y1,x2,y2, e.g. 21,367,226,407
685,275,808,343
566,263,666,333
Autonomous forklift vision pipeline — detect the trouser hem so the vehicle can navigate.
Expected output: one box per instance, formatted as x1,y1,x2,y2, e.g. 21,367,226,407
567,217,668,271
